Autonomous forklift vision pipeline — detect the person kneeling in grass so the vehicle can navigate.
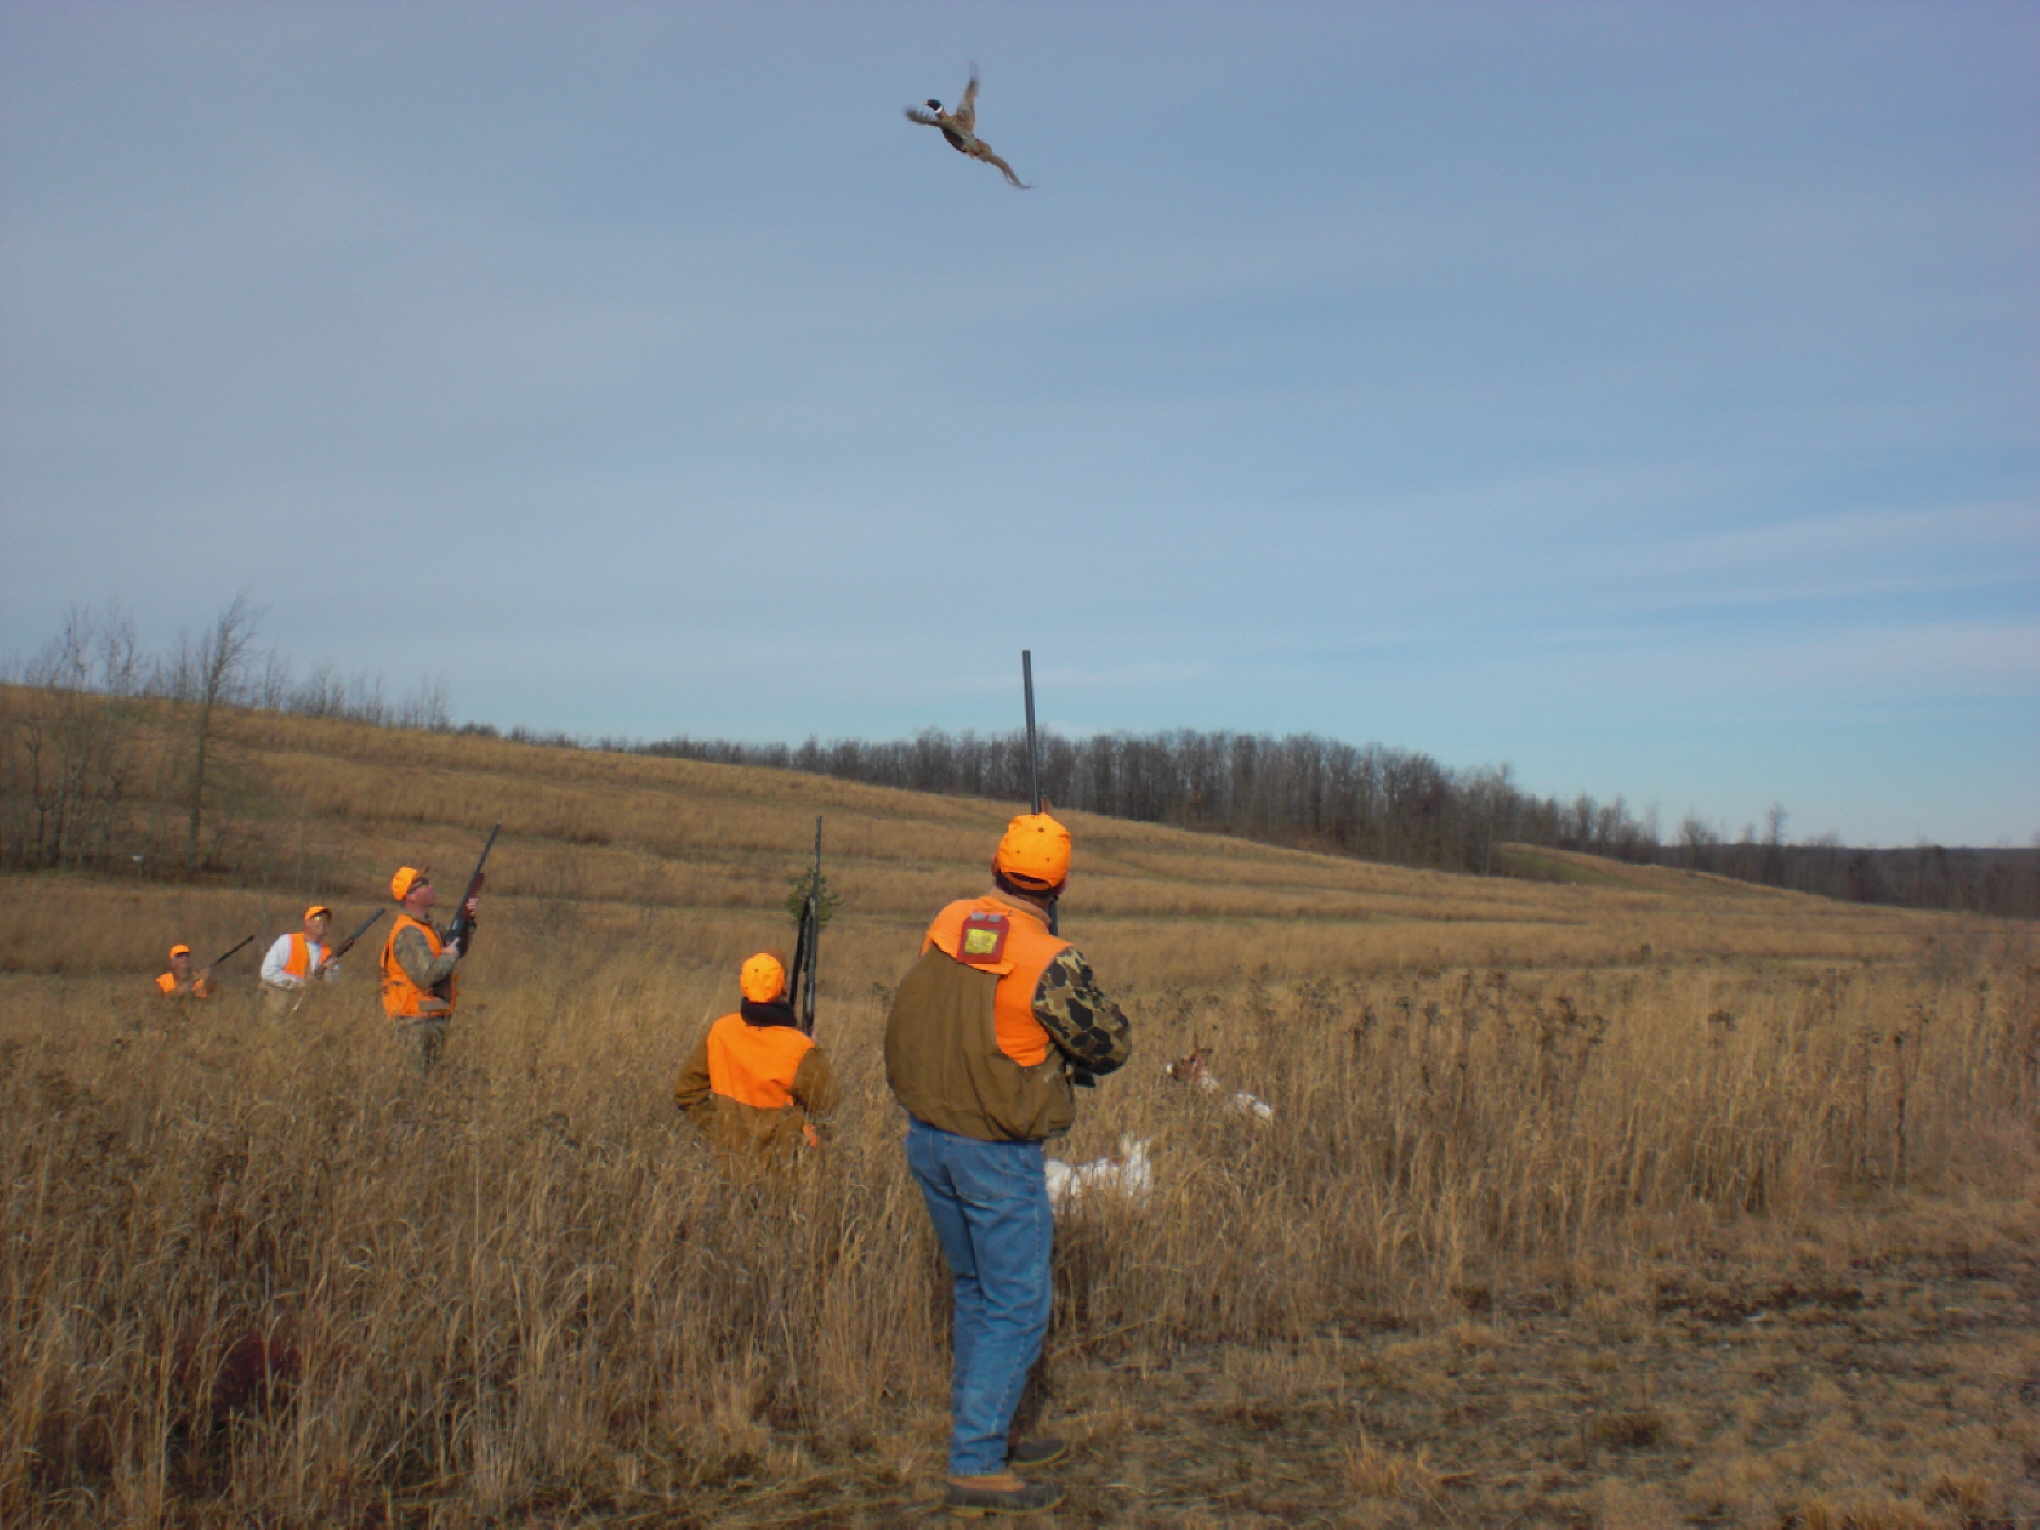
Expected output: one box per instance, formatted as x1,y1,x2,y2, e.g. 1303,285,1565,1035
674,952,837,1167
155,943,214,1000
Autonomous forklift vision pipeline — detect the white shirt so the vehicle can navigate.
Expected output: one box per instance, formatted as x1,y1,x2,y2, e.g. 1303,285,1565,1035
260,933,339,989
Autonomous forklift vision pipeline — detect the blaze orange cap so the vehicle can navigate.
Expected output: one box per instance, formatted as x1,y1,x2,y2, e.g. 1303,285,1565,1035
740,951,788,1003
995,811,1071,890
390,866,428,902
169,944,191,959
304,904,332,922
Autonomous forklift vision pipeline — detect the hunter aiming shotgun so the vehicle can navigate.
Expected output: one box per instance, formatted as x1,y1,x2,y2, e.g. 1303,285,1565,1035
787,816,823,1035
434,822,499,1002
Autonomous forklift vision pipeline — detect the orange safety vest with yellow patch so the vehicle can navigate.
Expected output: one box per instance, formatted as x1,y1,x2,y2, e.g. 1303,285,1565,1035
704,1012,820,1109
921,895,1071,1066
380,913,453,1019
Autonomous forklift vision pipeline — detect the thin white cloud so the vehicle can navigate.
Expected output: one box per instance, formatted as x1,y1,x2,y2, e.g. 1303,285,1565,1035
1656,503,2040,575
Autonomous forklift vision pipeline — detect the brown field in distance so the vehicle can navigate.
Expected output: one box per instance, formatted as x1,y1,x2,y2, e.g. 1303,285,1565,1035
3,705,2036,1527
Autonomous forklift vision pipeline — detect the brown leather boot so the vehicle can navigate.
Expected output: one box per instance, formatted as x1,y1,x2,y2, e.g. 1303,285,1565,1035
943,1471,1064,1516
1006,1436,1068,1469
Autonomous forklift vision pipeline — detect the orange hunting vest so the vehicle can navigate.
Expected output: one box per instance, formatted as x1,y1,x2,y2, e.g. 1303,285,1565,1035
704,1013,818,1110
282,932,315,979
380,913,454,1019
921,896,1070,1066
157,972,213,998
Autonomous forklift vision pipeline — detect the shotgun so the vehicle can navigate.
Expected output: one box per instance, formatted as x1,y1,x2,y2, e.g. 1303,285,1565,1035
325,907,386,964
1021,648,1059,936
434,822,499,1001
1022,650,1091,1087
786,816,823,1035
209,933,258,968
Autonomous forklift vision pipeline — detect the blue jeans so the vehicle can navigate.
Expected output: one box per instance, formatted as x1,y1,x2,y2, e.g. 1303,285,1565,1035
905,1118,1053,1476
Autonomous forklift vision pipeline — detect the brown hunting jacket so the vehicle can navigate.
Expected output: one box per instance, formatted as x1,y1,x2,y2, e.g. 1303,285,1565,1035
885,891,1132,1142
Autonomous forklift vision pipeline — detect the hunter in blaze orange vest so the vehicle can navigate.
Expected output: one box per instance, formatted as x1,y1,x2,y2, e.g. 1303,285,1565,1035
262,906,338,1019
379,865,469,1071
380,911,455,1019
884,811,1135,1510
155,944,214,999
920,896,1070,1066
885,812,1134,1143
675,952,838,1159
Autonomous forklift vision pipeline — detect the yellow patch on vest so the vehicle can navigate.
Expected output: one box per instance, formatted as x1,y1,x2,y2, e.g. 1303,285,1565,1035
959,911,1009,964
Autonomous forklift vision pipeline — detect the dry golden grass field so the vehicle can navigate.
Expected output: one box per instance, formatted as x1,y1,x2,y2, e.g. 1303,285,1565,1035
2,707,2036,1528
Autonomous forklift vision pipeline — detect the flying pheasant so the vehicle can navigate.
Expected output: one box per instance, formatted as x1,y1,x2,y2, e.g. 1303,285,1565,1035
904,67,1031,189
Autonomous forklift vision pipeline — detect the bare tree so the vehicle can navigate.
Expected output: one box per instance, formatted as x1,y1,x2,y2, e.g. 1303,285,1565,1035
178,594,260,874
396,673,453,731
253,648,294,711
2,603,145,870
1678,814,1717,871
1762,802,1789,885
1468,762,1516,875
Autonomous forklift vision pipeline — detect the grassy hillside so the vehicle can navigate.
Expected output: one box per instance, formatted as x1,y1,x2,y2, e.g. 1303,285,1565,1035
3,707,2036,1528
1,697,1982,989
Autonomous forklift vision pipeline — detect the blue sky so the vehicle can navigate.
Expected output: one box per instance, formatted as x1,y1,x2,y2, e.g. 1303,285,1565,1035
3,1,2034,847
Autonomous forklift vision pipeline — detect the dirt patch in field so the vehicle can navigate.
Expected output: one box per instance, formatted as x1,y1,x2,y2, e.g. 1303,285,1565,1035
679,1228,2037,1528
1072,1249,2036,1528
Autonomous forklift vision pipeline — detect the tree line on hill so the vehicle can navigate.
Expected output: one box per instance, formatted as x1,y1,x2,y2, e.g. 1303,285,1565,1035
4,603,2034,919
577,727,2034,920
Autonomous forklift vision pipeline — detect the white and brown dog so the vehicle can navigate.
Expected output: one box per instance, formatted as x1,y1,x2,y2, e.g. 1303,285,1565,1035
1163,1044,1274,1121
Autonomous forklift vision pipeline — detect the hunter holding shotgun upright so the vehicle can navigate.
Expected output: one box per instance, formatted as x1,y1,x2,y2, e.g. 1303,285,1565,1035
672,951,838,1166
380,825,496,1072
883,655,1135,1517
673,821,838,1165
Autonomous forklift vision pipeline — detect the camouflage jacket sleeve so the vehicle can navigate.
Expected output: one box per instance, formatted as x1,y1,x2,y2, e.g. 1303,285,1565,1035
394,924,460,989
1031,946,1133,1077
